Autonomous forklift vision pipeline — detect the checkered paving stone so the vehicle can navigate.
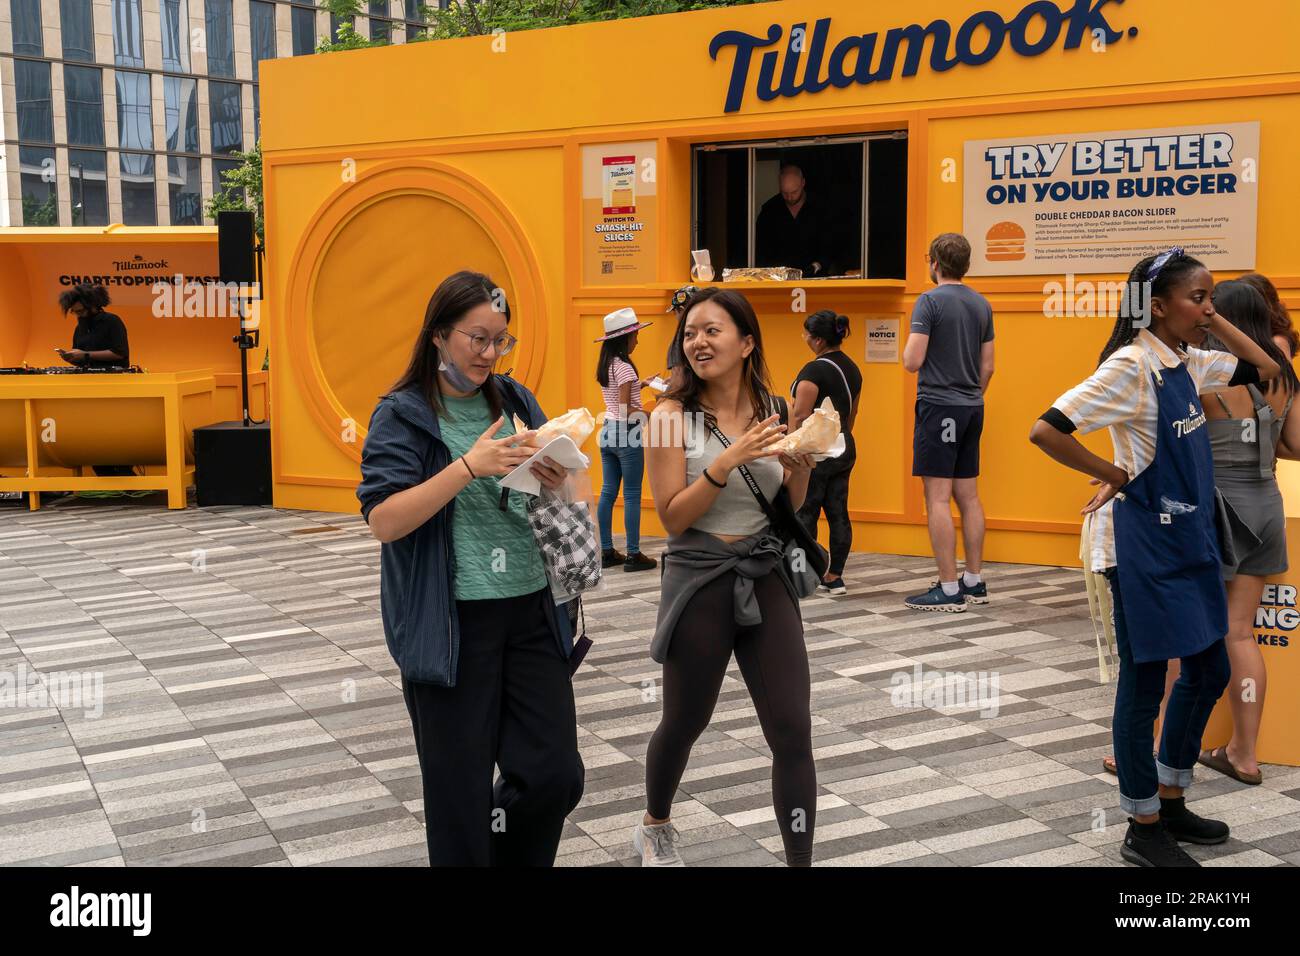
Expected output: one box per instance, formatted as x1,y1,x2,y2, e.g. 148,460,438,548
2,498,1298,867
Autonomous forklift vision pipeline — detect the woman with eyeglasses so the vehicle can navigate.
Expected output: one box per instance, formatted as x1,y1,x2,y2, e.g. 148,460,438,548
1029,249,1279,867
357,271,585,867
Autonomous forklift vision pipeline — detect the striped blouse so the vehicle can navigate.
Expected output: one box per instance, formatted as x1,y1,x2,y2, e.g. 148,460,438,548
1051,329,1238,572
600,357,642,421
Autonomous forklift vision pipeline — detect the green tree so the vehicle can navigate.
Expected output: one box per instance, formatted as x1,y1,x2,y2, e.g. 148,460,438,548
424,0,755,39
316,0,394,52
22,192,59,226
204,144,264,240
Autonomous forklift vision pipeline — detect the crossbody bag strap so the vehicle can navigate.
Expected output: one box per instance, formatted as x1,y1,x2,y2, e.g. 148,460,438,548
817,355,854,411
705,420,781,528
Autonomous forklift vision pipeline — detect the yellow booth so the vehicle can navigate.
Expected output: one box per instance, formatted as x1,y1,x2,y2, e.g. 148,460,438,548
0,226,268,507
257,0,1300,760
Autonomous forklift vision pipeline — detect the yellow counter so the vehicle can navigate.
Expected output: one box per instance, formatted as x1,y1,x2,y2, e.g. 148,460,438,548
0,370,218,509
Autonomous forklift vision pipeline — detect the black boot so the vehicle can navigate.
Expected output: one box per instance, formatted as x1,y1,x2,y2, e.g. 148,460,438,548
1159,796,1230,845
1120,818,1199,867
623,552,657,573
601,548,626,569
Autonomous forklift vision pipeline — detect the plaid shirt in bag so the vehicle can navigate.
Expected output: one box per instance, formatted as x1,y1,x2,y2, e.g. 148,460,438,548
527,493,602,597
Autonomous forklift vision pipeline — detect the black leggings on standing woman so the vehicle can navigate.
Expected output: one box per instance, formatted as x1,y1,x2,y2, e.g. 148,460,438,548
645,570,816,865
797,460,853,577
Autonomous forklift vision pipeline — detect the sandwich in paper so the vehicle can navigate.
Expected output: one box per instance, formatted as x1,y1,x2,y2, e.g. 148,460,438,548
772,397,841,455
512,407,596,448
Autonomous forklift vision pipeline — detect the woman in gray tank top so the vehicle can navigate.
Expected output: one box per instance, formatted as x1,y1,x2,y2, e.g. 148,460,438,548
630,287,820,867
1197,280,1300,786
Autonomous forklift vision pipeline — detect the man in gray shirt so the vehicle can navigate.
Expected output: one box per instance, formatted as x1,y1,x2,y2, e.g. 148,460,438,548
901,233,995,612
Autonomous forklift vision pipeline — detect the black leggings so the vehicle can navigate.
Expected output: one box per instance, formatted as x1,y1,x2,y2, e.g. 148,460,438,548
797,461,853,576
645,570,816,865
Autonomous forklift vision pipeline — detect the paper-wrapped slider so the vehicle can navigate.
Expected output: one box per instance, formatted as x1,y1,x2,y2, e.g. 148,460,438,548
512,407,596,448
772,397,841,456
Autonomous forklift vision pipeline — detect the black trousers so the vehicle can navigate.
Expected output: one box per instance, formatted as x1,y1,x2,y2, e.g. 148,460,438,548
401,588,584,866
797,459,853,576
646,570,816,865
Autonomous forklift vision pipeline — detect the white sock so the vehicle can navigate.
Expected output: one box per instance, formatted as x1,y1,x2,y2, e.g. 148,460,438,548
962,571,982,587
940,580,960,596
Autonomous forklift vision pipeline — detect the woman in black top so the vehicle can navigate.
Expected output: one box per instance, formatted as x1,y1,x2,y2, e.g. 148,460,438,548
791,310,861,596
57,283,129,369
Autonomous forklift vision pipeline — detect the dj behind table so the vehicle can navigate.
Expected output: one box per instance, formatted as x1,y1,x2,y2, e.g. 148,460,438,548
55,283,131,371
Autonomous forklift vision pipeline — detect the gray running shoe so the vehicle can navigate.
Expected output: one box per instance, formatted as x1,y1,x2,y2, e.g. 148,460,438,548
633,821,685,867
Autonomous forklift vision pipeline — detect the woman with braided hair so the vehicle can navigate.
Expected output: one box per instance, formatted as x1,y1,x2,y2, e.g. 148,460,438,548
1029,249,1279,867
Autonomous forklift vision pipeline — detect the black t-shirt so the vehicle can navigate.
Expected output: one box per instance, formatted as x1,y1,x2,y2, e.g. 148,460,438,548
792,350,862,463
71,311,130,368
754,192,835,277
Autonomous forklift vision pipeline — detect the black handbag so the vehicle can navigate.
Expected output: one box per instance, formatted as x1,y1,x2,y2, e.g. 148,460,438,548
704,418,830,594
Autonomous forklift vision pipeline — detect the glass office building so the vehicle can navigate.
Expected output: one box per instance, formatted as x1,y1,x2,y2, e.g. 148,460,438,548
0,0,443,226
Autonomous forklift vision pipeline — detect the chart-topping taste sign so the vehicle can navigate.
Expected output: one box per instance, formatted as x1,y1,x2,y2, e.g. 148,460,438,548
964,122,1260,275
709,0,1137,114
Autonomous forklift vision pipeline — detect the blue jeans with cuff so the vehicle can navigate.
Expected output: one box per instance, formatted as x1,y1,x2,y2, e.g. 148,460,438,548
597,418,643,555
1106,568,1230,816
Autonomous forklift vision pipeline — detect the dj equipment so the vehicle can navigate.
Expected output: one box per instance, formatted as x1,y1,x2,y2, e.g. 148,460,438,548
0,365,143,374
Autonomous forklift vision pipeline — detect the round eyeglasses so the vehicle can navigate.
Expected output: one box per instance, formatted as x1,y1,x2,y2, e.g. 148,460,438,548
451,327,517,356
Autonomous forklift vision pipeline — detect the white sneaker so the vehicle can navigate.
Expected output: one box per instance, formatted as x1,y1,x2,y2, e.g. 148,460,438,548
632,820,685,867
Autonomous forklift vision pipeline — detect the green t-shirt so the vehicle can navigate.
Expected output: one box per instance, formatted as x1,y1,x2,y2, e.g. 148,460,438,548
438,391,548,602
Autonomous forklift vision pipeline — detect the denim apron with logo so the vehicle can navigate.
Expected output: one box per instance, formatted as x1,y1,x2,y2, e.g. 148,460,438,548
1112,355,1227,663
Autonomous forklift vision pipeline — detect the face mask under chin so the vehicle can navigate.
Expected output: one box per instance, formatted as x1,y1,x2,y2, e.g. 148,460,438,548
436,344,483,393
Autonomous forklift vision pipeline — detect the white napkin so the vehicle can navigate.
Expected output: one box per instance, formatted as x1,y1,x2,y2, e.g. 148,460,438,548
500,435,589,496
647,376,669,394
809,434,847,463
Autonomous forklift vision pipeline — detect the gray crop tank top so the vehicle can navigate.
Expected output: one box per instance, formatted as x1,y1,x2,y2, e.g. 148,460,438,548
683,413,784,536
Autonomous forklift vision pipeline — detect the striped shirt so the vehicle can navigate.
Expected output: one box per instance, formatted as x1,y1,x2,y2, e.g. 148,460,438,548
1052,329,1238,572
600,357,641,421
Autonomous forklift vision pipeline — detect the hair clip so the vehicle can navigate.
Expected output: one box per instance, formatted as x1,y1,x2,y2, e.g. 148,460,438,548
1145,246,1184,282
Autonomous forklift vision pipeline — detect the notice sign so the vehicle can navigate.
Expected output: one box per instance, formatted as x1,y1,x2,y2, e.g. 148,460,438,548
582,141,657,286
963,123,1259,276
865,318,899,363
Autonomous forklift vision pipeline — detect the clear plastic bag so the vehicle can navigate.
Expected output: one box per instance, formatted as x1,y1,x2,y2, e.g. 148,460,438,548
528,468,602,602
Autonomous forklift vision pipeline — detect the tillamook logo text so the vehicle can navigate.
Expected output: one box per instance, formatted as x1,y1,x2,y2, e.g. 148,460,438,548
1172,401,1207,438
709,0,1135,113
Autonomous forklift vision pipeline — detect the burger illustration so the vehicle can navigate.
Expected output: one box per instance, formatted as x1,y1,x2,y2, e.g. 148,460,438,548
985,221,1026,261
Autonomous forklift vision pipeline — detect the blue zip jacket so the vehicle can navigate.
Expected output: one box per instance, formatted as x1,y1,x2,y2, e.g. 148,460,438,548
356,375,574,686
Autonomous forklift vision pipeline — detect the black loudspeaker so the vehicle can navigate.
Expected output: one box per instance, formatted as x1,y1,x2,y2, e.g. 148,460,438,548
217,210,257,285
195,421,272,506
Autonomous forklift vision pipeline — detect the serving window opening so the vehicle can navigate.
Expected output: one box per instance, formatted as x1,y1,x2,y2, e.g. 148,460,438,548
692,131,907,280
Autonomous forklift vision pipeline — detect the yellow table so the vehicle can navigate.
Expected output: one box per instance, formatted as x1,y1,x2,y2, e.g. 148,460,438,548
0,370,217,510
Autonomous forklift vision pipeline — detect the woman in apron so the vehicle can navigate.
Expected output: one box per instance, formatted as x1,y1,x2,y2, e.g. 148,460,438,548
1029,249,1279,867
